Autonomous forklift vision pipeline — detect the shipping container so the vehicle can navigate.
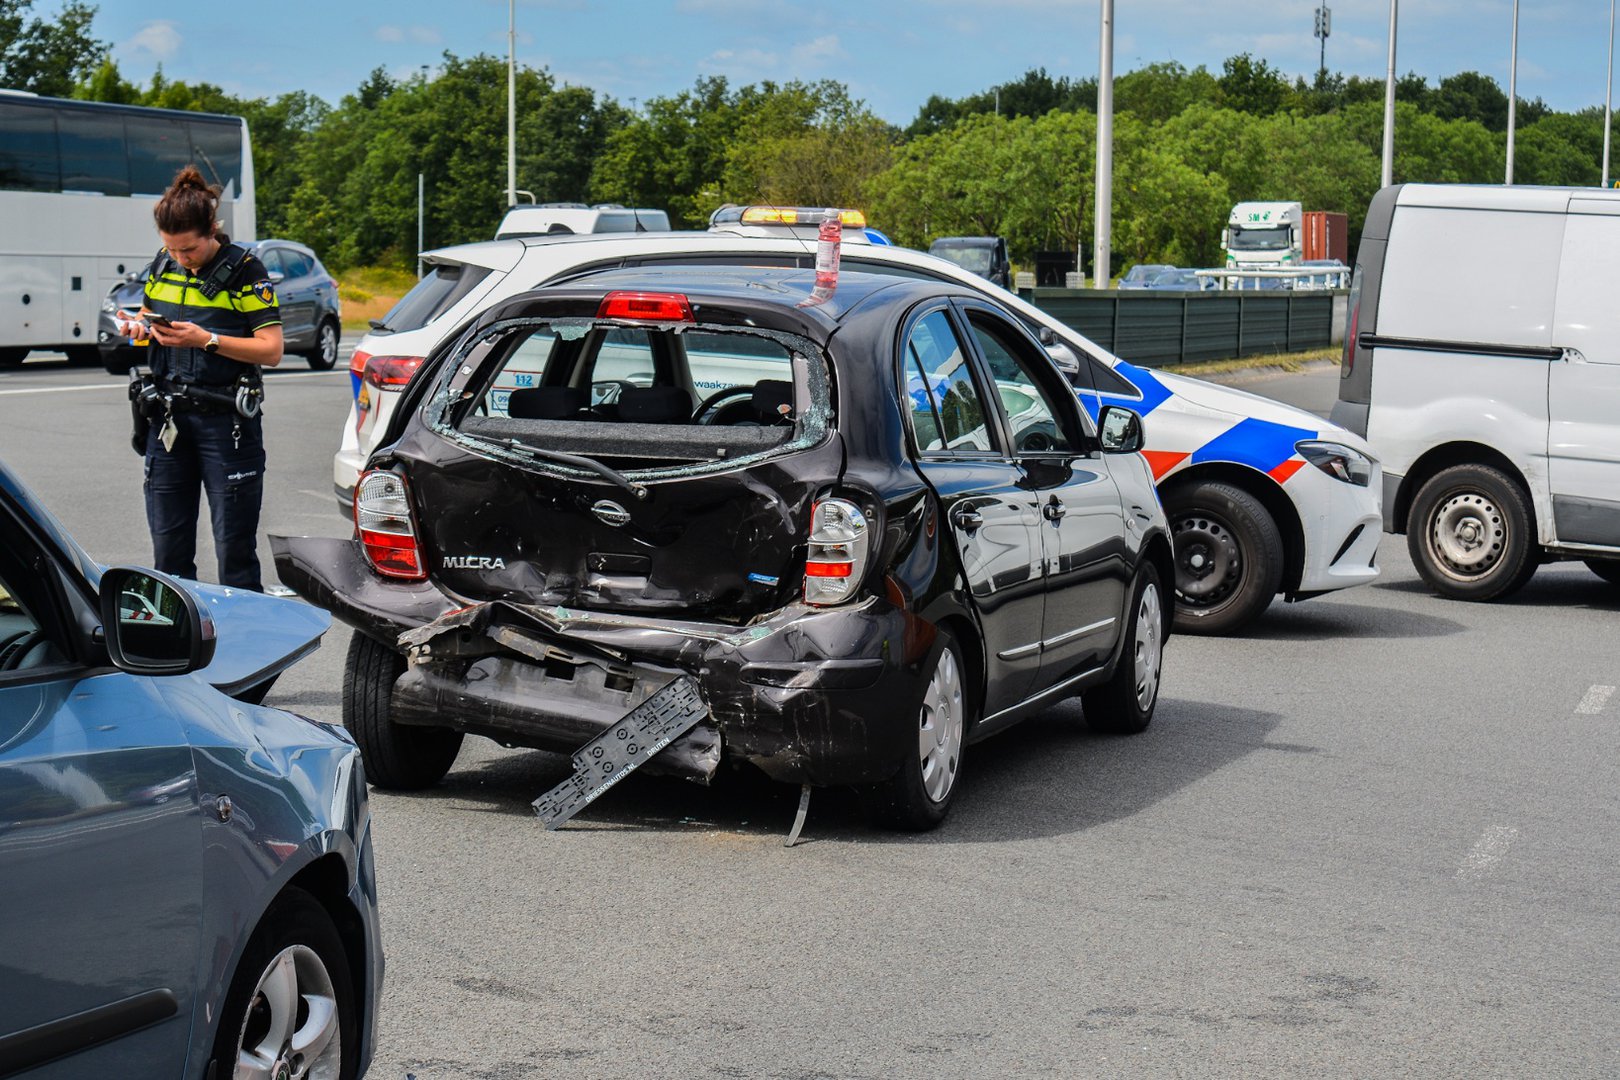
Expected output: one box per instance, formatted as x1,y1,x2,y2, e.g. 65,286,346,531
1303,211,1349,263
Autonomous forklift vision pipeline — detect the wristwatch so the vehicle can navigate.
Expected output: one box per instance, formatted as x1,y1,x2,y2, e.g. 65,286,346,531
204,333,220,354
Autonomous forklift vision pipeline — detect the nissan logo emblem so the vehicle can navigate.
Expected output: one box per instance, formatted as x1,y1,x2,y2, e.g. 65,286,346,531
592,500,632,527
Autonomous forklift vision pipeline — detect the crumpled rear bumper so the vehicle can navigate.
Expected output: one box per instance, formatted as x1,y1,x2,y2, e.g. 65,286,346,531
270,535,935,787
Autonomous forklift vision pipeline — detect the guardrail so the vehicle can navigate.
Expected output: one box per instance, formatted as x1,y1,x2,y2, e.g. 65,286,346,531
1197,266,1351,291
1019,286,1348,367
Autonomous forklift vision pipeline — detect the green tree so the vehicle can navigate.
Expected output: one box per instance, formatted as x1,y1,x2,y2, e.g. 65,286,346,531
0,0,105,96
1217,54,1292,115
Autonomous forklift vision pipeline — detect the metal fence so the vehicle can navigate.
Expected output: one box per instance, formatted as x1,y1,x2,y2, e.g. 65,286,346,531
1019,287,1346,367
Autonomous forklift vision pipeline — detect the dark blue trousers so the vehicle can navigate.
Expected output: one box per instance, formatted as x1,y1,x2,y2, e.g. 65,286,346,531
144,410,266,592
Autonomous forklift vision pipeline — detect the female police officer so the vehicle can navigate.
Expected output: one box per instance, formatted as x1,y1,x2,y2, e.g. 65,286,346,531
117,165,283,592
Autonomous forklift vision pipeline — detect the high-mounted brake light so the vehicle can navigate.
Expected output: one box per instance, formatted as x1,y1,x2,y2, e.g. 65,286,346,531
804,498,869,605
596,291,695,323
737,206,867,228
355,469,426,580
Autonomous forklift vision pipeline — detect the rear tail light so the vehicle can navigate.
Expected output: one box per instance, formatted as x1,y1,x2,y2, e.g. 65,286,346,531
363,354,425,388
597,291,694,323
355,469,426,580
804,498,869,606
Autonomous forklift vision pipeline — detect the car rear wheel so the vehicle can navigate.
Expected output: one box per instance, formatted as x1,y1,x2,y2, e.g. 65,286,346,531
304,320,341,371
102,350,136,376
1082,564,1166,735
1407,464,1538,601
213,887,358,1080
343,630,463,789
1584,558,1620,587
863,631,969,831
1163,481,1283,635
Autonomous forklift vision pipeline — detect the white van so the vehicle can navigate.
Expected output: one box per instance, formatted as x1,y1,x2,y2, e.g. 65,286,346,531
1332,183,1620,599
493,204,671,239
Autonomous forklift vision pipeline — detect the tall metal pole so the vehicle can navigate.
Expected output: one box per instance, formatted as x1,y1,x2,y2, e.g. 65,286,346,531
1605,0,1616,187
417,173,424,279
1506,0,1519,185
1094,0,1114,289
1382,0,1397,187
507,0,517,207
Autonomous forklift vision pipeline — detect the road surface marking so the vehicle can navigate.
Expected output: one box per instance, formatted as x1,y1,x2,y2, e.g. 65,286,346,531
0,370,346,397
1457,826,1518,881
1575,685,1615,715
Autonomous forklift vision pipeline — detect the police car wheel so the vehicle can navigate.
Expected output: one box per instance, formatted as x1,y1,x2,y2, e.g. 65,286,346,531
306,321,340,371
1163,481,1284,635
342,630,463,789
211,886,358,1080
1408,464,1538,602
1586,559,1620,587
862,631,970,831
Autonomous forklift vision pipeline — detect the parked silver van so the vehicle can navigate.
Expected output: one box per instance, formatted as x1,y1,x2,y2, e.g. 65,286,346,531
1333,183,1620,599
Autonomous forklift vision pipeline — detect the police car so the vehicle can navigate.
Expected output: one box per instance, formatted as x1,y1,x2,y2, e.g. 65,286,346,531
336,209,1380,634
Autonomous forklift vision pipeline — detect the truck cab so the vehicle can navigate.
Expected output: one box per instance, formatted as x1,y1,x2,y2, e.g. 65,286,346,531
1222,201,1303,268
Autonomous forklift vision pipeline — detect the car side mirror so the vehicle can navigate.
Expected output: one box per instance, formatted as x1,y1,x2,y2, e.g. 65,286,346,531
98,567,217,676
1098,405,1145,454
267,271,285,284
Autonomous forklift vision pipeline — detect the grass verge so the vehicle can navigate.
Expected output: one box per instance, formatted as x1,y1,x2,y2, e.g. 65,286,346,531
337,266,418,334
1170,347,1340,378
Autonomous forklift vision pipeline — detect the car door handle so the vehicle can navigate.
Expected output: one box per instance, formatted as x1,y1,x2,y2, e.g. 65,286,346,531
1043,499,1066,522
953,508,984,532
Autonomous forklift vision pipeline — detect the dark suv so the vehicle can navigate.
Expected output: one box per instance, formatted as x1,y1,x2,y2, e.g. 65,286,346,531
274,267,1173,828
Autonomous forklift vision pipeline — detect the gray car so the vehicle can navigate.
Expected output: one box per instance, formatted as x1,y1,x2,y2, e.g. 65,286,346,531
0,461,381,1079
97,239,343,374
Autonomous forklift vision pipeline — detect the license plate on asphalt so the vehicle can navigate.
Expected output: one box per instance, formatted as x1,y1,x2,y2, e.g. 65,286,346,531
531,676,708,829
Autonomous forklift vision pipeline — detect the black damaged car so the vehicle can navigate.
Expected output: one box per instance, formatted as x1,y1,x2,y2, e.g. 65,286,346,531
274,267,1174,829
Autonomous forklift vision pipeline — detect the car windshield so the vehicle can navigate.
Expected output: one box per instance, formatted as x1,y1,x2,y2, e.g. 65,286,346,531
932,246,993,275
1228,225,1291,251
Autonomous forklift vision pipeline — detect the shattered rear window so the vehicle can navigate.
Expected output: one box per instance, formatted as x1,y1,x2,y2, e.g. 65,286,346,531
428,318,832,480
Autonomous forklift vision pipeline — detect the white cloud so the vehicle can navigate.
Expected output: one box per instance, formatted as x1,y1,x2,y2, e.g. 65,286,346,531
376,25,405,43
409,26,443,45
790,34,846,65
376,24,441,46
128,20,181,62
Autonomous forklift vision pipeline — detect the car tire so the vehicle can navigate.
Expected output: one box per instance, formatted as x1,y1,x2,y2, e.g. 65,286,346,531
862,631,970,831
305,320,340,371
211,886,358,1080
0,348,28,368
1584,559,1620,587
1407,464,1538,601
1081,564,1167,735
1163,481,1284,635
342,630,463,789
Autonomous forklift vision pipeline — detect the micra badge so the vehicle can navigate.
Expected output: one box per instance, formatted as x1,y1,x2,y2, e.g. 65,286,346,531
442,556,507,570
592,500,632,527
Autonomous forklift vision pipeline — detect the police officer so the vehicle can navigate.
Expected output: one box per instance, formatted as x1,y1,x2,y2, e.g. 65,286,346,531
117,165,283,592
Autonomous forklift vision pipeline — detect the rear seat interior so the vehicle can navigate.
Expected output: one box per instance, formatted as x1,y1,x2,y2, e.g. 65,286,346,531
505,382,792,425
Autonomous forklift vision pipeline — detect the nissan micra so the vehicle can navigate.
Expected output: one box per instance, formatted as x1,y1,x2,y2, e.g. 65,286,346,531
277,267,1173,829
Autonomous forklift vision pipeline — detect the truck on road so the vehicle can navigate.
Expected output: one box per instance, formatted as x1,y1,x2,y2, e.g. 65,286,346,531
1222,203,1348,268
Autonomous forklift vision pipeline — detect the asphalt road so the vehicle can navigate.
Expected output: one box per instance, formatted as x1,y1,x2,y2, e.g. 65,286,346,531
2,353,1616,1078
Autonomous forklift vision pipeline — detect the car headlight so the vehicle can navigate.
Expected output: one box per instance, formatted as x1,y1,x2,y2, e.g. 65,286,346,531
1295,441,1372,486
101,296,118,314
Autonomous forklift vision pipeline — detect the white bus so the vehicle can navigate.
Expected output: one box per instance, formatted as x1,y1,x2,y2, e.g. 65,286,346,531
0,91,255,366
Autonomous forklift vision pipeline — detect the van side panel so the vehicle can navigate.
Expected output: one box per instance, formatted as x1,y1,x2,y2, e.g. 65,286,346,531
1548,205,1620,549
1366,205,1566,540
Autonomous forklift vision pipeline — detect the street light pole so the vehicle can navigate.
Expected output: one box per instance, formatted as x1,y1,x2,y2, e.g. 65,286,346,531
1506,0,1520,185
1382,0,1397,187
1094,0,1114,289
507,0,517,207
1605,0,1616,187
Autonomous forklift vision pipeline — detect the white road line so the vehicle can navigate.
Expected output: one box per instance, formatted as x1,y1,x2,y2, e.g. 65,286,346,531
0,369,347,397
1457,826,1519,881
1575,685,1616,715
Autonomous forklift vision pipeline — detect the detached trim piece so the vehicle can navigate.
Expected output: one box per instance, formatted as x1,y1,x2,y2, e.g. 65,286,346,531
0,989,177,1077
1357,334,1563,362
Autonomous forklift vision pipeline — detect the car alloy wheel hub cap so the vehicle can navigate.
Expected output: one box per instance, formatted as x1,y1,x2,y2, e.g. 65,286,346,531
1172,514,1242,605
917,647,964,804
1134,582,1163,710
236,944,342,1080
1432,493,1504,577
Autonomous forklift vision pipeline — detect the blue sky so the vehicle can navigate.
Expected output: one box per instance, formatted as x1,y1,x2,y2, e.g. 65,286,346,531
88,0,1617,122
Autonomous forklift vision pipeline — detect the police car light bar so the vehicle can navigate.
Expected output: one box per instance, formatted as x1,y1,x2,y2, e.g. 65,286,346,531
712,206,868,229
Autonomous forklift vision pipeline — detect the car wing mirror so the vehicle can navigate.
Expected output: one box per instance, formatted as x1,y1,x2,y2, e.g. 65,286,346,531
1098,404,1145,454
98,567,217,676
267,270,285,284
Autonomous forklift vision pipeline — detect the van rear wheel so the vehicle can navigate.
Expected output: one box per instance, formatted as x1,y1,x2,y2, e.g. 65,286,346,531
342,630,463,789
1585,559,1620,587
1407,464,1538,601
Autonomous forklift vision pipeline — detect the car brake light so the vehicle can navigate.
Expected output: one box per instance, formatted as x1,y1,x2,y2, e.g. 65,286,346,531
355,470,426,580
363,354,425,387
597,291,695,323
804,498,869,605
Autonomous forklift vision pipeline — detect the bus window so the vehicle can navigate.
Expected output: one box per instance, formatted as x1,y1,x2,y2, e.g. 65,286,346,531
0,103,60,192
190,120,242,196
58,110,130,196
126,115,192,196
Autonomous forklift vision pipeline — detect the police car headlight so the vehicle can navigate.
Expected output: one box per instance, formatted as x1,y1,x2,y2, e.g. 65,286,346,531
1295,441,1372,486
101,296,118,314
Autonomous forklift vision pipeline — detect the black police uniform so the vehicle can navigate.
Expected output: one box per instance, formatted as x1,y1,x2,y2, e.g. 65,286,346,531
141,239,279,592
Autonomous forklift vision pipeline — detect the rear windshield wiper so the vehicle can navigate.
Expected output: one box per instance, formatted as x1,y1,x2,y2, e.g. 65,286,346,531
505,442,647,500
368,319,393,332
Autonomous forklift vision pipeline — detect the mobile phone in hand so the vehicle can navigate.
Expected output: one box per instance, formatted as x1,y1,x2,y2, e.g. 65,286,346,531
145,313,174,328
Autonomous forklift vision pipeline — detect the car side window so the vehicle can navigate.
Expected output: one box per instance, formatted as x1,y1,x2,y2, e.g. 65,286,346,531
904,309,996,455
281,251,314,278
0,517,71,683
258,247,287,277
964,310,1083,454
